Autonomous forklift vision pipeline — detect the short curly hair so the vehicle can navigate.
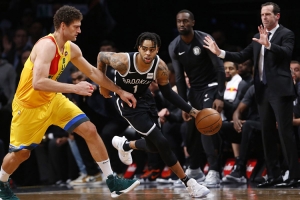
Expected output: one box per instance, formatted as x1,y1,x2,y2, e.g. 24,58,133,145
53,5,83,30
134,32,161,49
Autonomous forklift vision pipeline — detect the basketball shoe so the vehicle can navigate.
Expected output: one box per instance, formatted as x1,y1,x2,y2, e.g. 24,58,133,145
106,174,140,198
69,172,88,186
225,164,247,183
186,178,210,198
69,172,103,186
185,167,206,182
140,168,161,181
201,170,220,188
0,180,19,200
112,136,133,165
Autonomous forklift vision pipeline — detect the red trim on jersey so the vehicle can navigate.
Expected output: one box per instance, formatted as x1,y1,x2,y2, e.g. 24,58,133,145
45,36,60,75
34,36,60,75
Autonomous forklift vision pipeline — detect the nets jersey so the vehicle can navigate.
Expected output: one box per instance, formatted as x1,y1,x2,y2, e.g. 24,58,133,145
15,34,71,108
115,52,159,97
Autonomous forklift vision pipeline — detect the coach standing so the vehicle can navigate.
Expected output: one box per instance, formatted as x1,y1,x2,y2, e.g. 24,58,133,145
204,2,300,188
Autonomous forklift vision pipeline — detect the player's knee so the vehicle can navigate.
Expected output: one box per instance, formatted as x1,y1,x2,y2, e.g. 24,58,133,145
14,149,31,162
75,121,98,139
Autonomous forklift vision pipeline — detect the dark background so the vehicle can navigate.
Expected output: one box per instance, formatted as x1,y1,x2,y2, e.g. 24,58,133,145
0,0,299,63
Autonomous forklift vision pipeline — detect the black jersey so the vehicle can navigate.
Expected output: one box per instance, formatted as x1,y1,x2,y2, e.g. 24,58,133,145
115,52,159,97
169,30,225,101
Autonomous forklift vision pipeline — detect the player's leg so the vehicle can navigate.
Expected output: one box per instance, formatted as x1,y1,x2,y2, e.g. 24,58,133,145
53,94,139,198
118,126,210,198
189,87,222,187
0,100,52,200
112,93,209,197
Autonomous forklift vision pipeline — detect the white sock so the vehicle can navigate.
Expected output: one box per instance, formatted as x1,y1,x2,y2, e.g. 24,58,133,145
97,159,113,179
0,167,10,182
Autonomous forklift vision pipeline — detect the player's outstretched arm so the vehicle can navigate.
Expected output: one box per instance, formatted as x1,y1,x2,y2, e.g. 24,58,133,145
156,60,198,117
71,45,136,108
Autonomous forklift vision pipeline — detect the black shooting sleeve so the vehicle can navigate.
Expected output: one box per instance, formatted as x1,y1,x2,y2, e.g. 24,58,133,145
158,83,192,113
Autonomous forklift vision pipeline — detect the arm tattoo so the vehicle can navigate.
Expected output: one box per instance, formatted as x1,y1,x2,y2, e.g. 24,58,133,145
97,52,113,73
156,62,170,85
159,63,169,77
97,52,129,75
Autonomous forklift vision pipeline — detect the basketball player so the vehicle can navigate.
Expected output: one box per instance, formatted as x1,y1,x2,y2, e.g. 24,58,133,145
168,10,225,187
97,32,210,198
0,6,139,200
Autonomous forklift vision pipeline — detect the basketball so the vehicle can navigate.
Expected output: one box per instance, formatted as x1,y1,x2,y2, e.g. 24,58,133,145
195,108,222,135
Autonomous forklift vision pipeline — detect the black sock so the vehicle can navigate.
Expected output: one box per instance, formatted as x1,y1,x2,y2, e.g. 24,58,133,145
181,175,190,187
123,141,131,151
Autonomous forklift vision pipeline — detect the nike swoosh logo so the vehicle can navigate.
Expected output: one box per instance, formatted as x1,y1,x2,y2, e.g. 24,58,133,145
128,71,136,74
178,52,185,55
204,98,209,102
151,174,160,180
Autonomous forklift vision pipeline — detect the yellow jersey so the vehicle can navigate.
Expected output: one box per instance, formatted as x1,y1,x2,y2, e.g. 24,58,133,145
15,34,71,108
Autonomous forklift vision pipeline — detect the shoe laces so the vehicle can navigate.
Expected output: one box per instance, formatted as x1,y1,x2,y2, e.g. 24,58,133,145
111,175,132,189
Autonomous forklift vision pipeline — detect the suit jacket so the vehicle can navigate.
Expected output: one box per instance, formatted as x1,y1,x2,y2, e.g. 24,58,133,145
224,25,295,101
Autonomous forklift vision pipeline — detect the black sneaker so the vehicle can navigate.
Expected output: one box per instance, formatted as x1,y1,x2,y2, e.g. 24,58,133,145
0,180,19,200
226,165,247,183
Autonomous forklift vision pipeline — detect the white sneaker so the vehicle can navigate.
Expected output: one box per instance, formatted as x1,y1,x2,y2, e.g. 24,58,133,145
69,172,103,186
112,136,133,165
185,167,206,182
202,170,220,188
69,173,88,186
186,178,210,198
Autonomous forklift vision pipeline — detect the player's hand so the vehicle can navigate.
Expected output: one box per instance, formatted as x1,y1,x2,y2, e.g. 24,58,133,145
212,99,224,113
158,108,170,117
182,110,192,121
119,90,137,108
233,119,243,133
252,25,270,47
99,85,112,98
203,36,221,56
158,108,169,124
75,81,94,96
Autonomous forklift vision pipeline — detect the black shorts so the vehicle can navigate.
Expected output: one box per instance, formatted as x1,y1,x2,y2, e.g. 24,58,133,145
188,86,218,109
114,90,160,136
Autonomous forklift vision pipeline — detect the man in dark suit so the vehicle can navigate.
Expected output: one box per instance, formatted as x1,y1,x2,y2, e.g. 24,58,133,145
203,2,300,188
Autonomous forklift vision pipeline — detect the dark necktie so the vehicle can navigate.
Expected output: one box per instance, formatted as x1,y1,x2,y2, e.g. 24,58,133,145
262,32,272,84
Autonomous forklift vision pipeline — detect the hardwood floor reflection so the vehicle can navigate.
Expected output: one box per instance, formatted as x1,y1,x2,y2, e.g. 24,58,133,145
14,182,300,200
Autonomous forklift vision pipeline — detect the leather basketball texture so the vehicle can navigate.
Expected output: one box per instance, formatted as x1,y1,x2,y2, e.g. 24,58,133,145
195,108,222,135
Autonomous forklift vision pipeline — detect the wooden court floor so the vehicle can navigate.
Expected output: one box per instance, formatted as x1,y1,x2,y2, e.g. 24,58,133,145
13,182,300,200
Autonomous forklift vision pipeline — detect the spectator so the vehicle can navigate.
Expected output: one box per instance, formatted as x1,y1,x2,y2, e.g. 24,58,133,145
238,59,254,85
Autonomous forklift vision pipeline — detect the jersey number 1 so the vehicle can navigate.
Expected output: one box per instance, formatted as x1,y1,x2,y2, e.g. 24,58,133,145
133,85,138,93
